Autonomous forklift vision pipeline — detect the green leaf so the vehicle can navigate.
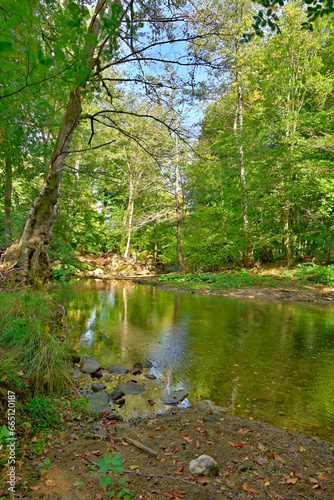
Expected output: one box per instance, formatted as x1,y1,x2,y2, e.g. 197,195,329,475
118,477,128,484
83,33,97,44
97,455,112,473
100,476,112,487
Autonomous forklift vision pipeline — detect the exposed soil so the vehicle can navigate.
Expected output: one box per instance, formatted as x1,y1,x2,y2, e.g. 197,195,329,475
130,277,334,305
6,406,334,500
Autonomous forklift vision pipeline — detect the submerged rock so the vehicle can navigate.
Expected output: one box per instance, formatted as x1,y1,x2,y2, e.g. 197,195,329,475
189,455,220,477
80,356,101,374
145,374,157,380
106,365,129,375
163,389,188,405
192,400,227,414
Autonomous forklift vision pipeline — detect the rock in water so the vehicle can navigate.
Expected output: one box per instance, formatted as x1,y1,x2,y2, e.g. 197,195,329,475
120,381,145,395
163,389,188,405
80,356,101,374
189,455,220,477
106,365,129,375
109,382,146,401
88,391,110,412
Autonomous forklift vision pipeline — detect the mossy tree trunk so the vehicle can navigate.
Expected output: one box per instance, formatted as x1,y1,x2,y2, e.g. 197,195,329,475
2,0,107,284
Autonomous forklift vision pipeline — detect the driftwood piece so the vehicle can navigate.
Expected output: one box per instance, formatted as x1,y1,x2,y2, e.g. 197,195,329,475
121,436,158,458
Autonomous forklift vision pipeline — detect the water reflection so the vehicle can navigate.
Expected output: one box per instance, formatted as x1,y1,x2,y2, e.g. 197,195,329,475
54,279,334,441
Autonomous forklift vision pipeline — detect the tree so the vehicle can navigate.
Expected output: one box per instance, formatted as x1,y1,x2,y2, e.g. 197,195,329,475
3,0,200,283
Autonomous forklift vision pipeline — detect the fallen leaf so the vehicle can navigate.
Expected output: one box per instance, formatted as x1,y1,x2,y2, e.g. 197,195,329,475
254,456,265,466
258,443,266,451
149,419,159,423
299,444,306,452
91,450,102,456
228,441,235,447
196,440,201,449
243,482,250,492
274,453,284,463
182,436,193,444
40,470,49,478
223,479,235,488
309,477,318,484
95,494,103,500
267,491,283,499
31,486,41,491
287,478,298,485
149,435,155,439
121,441,129,447
148,400,155,406
290,466,303,475
205,440,214,445
145,493,155,499
317,472,327,480
155,425,163,431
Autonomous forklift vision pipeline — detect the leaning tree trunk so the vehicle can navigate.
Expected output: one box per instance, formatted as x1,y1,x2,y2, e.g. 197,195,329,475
2,0,107,284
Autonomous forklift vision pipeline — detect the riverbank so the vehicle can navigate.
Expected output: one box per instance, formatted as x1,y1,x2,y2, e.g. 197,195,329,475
133,276,334,304
13,403,334,500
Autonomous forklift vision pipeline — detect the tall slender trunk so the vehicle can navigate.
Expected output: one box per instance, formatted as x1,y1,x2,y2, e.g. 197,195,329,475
174,136,183,270
124,179,134,259
3,0,107,284
283,204,293,265
233,40,254,268
4,157,12,246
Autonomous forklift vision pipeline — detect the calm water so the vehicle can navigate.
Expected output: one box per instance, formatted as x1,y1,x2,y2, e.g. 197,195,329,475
54,279,334,442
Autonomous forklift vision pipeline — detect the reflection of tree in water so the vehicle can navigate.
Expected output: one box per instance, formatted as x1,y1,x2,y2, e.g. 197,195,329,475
79,307,96,346
55,280,334,440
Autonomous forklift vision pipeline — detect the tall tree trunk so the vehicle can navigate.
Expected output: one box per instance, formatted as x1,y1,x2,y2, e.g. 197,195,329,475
124,179,134,259
283,204,294,265
174,136,183,270
4,157,12,246
233,40,254,268
2,0,107,284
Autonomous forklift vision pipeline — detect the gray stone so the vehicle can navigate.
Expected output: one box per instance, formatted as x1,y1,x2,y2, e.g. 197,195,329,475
109,388,124,402
118,381,145,396
81,356,101,374
131,362,143,375
115,423,131,433
191,400,227,414
163,389,188,405
145,374,157,380
88,391,110,412
189,455,220,477
110,382,145,399
107,413,123,421
106,365,129,375
92,383,107,393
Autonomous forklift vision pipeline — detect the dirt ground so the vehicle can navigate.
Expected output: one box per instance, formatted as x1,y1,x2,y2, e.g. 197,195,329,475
5,405,333,500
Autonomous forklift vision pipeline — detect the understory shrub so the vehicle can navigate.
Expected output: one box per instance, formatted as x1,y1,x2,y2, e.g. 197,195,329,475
295,262,334,285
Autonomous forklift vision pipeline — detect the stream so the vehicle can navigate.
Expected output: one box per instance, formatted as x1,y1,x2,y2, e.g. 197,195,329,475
54,278,334,442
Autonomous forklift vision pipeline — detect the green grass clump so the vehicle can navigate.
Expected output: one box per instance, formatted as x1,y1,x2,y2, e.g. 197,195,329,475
159,270,260,288
295,262,334,285
23,395,62,432
0,289,72,396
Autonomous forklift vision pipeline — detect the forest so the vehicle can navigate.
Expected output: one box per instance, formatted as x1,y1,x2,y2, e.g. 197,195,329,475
1,0,334,499
1,0,334,283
